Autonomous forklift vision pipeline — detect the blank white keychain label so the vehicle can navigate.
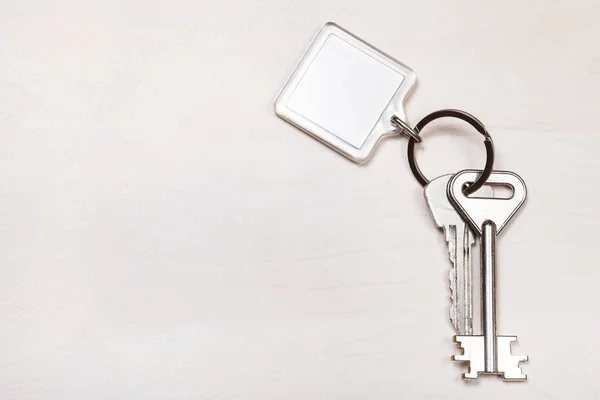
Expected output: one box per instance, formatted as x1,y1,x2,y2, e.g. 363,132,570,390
275,22,416,163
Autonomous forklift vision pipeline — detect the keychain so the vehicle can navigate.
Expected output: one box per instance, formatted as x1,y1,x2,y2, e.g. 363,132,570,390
275,22,528,381
275,22,417,163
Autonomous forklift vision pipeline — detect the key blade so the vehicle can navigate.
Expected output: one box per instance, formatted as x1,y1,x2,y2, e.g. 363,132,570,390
445,223,474,335
425,175,492,335
425,175,472,335
448,170,527,236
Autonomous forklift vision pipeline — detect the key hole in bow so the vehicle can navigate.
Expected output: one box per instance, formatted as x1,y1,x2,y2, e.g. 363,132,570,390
463,182,515,199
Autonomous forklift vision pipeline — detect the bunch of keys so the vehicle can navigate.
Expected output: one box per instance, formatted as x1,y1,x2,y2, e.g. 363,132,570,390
274,23,529,381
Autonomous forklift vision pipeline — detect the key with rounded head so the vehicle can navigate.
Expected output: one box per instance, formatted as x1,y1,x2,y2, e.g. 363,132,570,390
447,170,529,381
424,174,492,336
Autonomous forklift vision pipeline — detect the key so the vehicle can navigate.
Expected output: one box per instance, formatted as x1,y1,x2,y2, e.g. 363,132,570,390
447,170,529,381
424,174,493,336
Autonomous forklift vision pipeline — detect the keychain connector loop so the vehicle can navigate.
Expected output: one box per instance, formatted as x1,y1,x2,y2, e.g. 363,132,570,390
391,115,422,143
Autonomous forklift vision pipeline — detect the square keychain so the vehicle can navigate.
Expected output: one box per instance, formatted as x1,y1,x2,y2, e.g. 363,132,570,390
275,22,416,163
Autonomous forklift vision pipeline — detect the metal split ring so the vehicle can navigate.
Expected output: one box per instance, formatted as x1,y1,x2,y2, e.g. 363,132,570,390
406,109,494,196
391,115,422,143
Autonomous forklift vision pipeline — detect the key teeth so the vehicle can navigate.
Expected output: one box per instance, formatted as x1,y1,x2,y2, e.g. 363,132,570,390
448,252,457,331
443,224,474,336
452,336,482,380
498,336,528,381
452,335,528,381
443,226,458,324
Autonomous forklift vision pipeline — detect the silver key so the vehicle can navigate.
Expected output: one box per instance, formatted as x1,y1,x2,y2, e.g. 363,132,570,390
424,174,492,336
448,170,528,381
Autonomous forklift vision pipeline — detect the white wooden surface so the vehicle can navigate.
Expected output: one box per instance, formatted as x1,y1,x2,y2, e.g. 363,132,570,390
1,1,599,399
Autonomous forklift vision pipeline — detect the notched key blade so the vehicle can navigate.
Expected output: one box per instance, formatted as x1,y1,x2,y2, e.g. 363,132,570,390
425,174,492,336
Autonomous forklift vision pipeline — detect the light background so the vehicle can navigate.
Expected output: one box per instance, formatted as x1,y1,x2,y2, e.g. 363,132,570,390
0,1,599,399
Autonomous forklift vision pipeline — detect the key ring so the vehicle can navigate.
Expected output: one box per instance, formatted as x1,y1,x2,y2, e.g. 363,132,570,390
407,109,494,195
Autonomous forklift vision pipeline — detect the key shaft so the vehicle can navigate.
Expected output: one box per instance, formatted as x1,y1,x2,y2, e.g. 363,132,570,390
481,220,497,373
